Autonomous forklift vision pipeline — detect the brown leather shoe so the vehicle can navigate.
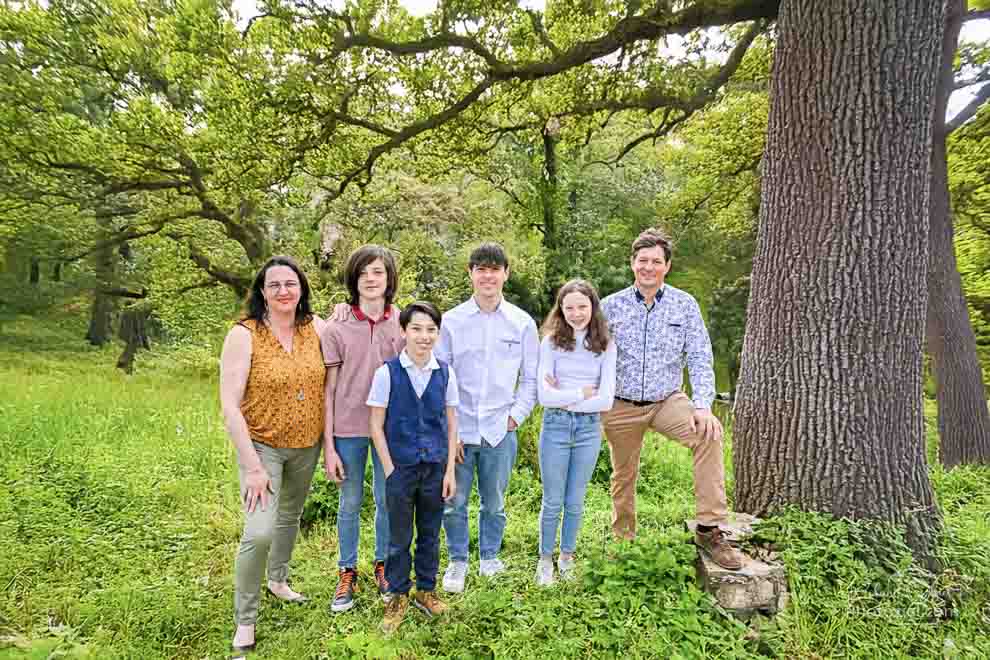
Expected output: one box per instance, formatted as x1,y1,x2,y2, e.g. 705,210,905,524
381,593,409,635
412,590,448,618
695,527,746,570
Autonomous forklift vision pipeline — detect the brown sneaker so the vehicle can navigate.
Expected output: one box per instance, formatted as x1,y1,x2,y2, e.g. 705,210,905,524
381,593,409,634
412,590,448,618
695,527,746,570
374,561,389,599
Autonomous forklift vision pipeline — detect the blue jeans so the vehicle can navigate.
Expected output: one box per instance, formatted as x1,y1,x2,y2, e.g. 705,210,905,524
385,462,445,594
443,431,518,562
538,410,602,556
335,436,389,568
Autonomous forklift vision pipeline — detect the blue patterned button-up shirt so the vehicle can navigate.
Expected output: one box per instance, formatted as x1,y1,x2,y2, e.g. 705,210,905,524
601,284,716,409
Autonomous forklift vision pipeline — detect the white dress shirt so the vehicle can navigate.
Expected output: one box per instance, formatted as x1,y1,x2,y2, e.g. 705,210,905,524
537,331,617,413
366,350,460,407
435,296,539,446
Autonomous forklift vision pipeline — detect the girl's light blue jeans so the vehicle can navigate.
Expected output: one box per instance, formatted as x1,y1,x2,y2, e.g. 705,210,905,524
538,409,602,556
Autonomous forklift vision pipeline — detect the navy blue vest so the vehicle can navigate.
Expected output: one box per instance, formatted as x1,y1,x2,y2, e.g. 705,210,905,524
384,357,450,467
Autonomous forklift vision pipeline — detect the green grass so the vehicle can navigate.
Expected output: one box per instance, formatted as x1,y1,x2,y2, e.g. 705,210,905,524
1,315,988,659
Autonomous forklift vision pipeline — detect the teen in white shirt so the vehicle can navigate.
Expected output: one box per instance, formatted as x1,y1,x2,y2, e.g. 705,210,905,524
435,243,539,592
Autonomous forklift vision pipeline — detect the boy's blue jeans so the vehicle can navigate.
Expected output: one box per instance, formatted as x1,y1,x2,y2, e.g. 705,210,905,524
538,410,602,556
385,461,446,594
443,431,518,562
335,436,389,568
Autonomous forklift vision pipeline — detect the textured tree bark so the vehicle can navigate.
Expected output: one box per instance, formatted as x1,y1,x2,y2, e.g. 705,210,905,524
116,304,151,374
86,214,117,346
541,120,562,309
928,0,990,469
734,0,944,560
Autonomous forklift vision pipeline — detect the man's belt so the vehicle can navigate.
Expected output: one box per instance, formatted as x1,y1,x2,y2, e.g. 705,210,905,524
615,396,655,407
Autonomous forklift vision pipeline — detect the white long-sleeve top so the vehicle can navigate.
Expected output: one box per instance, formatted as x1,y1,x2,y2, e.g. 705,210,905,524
435,296,539,446
537,330,617,413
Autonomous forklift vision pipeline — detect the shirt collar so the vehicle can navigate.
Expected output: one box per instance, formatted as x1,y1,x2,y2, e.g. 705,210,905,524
399,349,439,371
633,284,665,304
351,304,391,323
467,295,504,316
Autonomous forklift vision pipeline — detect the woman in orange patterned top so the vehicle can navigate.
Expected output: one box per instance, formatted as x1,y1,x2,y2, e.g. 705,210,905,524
219,255,326,657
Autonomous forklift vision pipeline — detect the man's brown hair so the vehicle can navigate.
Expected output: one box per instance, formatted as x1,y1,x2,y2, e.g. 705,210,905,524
631,227,673,262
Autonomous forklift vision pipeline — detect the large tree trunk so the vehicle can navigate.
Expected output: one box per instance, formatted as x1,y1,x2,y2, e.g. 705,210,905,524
733,0,944,561
85,215,117,346
928,0,990,469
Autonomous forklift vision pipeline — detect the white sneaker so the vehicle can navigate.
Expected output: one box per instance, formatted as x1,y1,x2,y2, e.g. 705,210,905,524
535,557,555,586
479,558,506,577
442,561,468,593
557,556,577,580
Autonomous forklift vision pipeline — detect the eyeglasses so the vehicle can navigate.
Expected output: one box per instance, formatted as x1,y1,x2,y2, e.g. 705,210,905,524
265,281,300,293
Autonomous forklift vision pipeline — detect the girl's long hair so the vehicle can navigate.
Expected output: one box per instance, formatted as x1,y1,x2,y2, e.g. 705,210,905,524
242,255,314,326
541,279,610,354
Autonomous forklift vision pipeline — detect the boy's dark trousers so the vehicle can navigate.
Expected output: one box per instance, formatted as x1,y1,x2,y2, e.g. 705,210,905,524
385,461,445,594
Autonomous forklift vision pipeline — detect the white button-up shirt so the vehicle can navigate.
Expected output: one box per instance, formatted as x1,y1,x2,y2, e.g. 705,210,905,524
435,296,539,446
366,350,460,407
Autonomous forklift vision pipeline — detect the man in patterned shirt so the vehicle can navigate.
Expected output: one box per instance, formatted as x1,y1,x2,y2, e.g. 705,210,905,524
601,227,745,569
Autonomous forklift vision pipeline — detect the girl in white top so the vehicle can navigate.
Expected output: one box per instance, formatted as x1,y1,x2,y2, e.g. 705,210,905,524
536,279,617,585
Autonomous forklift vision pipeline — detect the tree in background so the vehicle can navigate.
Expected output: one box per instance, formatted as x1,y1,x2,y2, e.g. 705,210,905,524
929,0,990,469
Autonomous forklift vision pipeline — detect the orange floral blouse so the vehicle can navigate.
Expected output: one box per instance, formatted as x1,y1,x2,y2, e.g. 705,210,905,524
238,319,326,449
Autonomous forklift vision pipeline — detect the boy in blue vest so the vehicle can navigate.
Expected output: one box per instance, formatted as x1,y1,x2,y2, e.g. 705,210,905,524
367,301,459,635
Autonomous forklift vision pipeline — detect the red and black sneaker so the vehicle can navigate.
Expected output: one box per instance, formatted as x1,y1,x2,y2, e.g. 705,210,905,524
374,561,390,600
330,568,358,613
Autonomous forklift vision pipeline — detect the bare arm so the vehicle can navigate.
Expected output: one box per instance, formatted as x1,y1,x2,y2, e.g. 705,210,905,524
219,325,269,511
322,366,345,482
369,406,394,477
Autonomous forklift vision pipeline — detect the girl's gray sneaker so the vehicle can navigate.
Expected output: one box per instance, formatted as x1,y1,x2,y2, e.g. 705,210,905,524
557,556,577,580
535,557,555,586
442,561,468,593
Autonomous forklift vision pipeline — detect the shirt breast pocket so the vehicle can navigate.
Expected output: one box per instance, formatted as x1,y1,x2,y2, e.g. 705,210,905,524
663,318,687,351
499,336,522,360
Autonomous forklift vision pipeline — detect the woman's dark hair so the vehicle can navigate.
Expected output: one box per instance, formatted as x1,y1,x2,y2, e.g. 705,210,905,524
399,301,442,330
541,279,610,354
242,255,314,325
345,244,398,307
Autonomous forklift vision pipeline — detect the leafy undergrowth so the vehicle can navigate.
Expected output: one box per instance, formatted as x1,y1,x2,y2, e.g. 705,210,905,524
1,316,988,658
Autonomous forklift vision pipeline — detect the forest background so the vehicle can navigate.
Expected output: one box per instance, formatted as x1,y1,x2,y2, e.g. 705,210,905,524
2,0,990,658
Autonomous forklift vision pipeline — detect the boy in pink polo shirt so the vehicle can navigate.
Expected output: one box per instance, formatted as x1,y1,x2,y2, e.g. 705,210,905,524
320,245,404,613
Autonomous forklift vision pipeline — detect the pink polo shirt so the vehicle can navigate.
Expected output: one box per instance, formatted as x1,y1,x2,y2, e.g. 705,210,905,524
320,304,404,438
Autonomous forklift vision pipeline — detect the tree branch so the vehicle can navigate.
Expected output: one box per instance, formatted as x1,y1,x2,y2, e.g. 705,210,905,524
609,19,765,161
947,82,990,134
101,287,148,299
526,10,562,58
324,78,495,201
166,233,251,298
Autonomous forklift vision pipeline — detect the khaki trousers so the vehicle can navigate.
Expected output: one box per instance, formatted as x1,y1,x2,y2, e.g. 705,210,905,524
233,441,320,625
601,393,728,539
